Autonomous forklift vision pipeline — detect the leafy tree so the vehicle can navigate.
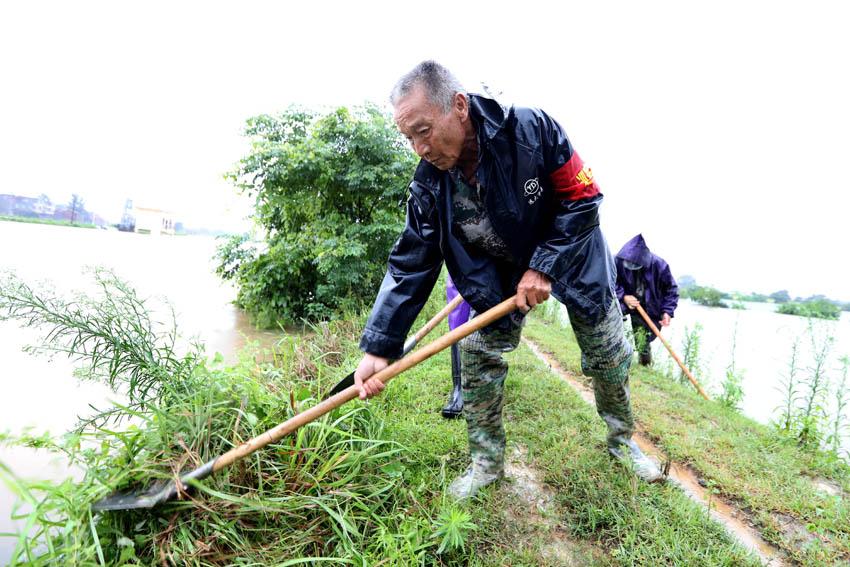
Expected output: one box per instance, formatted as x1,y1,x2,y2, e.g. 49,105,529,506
677,274,697,290
68,194,85,224
217,105,417,326
769,290,791,303
738,291,768,303
687,285,728,308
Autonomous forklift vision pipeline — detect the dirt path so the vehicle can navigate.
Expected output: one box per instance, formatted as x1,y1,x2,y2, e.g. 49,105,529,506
522,338,787,567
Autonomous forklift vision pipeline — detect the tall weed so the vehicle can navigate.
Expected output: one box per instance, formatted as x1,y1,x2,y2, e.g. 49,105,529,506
679,323,704,386
718,322,745,410
775,337,802,432
798,320,833,448
829,356,849,458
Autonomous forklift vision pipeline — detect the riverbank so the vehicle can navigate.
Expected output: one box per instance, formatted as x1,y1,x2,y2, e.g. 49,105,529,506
3,284,848,565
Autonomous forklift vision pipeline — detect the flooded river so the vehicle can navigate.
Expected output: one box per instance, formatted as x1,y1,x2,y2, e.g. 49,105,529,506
0,220,277,563
557,297,850,456
664,300,850,427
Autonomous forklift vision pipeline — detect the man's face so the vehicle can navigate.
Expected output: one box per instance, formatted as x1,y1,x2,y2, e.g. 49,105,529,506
393,85,468,170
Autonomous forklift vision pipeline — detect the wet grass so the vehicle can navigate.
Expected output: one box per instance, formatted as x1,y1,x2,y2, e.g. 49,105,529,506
0,271,809,565
524,309,850,565
354,294,762,565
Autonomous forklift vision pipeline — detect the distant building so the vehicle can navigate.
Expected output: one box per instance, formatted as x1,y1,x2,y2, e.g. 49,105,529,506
0,194,15,215
132,206,175,235
0,193,106,226
0,194,39,217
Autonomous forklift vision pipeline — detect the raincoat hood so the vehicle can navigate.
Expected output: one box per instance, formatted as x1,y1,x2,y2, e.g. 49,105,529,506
616,234,653,269
614,234,679,324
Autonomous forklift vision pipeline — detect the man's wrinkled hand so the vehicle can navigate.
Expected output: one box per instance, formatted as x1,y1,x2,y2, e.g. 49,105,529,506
623,295,640,309
516,269,551,313
354,353,389,400
661,313,671,327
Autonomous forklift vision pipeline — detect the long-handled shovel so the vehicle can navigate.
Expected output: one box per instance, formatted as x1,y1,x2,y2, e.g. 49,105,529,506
322,294,464,399
91,295,516,512
633,303,710,400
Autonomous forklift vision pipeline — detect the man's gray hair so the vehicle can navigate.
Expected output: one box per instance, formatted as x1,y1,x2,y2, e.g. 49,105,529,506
390,60,465,113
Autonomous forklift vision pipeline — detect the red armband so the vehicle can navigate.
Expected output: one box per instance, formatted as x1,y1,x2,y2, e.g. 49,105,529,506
549,152,599,201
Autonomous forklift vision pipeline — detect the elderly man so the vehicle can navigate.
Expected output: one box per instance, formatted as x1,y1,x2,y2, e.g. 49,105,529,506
354,61,661,498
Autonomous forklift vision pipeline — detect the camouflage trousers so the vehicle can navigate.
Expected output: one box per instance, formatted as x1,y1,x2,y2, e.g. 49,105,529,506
459,299,635,474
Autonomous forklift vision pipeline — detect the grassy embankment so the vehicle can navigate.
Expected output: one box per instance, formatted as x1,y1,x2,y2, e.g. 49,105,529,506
0,215,97,228
2,271,846,565
523,309,850,565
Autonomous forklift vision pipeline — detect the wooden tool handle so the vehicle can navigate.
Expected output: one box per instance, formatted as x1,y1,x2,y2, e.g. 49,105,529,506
634,303,710,400
213,295,517,471
413,294,464,343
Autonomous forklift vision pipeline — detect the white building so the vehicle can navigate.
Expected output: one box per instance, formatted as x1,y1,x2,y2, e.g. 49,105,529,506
132,206,175,235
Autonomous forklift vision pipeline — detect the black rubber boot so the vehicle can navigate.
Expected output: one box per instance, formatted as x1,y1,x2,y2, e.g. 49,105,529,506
441,343,464,419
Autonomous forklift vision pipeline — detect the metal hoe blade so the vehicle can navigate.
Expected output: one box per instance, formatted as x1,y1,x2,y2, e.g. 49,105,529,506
91,460,215,512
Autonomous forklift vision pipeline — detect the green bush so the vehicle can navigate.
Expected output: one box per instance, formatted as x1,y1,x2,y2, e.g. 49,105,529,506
217,105,417,327
683,285,728,308
777,300,840,320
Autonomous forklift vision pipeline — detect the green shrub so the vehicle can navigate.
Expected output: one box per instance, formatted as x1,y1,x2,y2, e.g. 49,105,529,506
218,105,417,327
777,300,840,320
684,285,728,308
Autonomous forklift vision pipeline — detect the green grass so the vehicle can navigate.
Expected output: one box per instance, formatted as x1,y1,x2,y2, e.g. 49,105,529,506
3,273,844,564
368,313,761,566
524,309,850,565
0,215,97,228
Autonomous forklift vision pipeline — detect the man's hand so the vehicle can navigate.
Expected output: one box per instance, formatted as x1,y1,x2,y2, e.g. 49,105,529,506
623,294,640,309
354,353,389,400
516,269,551,313
661,313,671,327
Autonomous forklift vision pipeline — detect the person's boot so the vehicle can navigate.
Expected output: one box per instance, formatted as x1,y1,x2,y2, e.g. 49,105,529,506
448,463,504,500
638,350,652,366
609,438,663,483
591,358,661,483
441,344,463,419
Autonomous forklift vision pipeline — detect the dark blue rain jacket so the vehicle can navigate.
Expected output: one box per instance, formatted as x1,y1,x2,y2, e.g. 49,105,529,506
360,94,617,358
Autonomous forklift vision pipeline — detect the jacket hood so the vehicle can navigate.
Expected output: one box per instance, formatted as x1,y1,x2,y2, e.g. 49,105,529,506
616,234,652,268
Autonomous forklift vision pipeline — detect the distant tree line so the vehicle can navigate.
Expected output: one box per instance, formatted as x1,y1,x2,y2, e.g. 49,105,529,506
678,275,847,319
776,299,841,320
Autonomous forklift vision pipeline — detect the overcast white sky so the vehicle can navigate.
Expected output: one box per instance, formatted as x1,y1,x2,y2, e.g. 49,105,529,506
1,1,848,300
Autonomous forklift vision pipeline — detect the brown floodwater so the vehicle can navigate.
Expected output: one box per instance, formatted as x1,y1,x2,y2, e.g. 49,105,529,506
0,220,278,562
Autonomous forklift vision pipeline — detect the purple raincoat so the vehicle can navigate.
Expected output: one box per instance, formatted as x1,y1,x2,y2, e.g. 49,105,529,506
446,274,471,330
614,234,678,326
